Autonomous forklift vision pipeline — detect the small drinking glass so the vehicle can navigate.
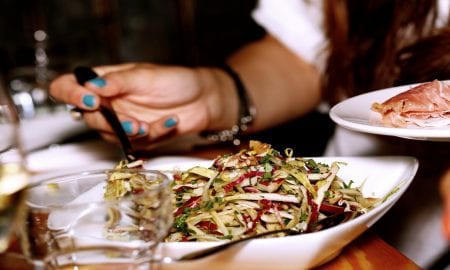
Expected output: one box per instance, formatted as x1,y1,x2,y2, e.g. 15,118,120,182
23,169,173,269
0,76,29,253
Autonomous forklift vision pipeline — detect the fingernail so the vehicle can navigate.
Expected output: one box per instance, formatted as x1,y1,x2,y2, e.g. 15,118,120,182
88,77,106,88
82,94,96,108
164,118,177,128
121,121,133,134
138,125,145,135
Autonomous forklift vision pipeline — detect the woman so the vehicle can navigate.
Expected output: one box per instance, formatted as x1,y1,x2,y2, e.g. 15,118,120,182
50,0,450,267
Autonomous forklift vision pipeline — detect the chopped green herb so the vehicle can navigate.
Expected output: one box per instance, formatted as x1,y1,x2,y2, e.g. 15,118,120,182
343,180,354,189
260,154,273,164
221,235,233,240
204,200,214,209
300,213,308,222
305,159,317,169
263,171,272,180
173,214,189,235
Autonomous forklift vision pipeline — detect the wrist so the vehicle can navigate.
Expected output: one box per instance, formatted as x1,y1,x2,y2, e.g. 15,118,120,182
195,67,239,132
198,65,256,145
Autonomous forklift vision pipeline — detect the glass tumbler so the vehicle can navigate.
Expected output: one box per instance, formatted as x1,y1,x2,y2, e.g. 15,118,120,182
0,76,29,253
23,169,173,270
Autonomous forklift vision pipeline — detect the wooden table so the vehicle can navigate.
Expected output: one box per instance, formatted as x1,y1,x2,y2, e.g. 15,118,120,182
0,143,420,269
0,229,419,270
158,230,419,270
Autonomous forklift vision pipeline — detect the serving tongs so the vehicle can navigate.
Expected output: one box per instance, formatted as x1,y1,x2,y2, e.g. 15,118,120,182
74,66,136,162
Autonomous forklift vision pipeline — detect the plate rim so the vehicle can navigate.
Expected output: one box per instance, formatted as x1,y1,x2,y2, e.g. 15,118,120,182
36,155,419,267
329,80,450,141
154,155,419,266
152,155,419,242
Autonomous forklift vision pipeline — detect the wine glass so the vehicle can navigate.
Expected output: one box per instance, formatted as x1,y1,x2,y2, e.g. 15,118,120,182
0,75,29,253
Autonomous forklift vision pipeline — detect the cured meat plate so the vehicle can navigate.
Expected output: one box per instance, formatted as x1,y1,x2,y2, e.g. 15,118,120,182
329,81,450,141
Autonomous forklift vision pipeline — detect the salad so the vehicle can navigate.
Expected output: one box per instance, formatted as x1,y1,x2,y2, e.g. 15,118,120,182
167,141,380,242
103,159,168,242
104,159,146,201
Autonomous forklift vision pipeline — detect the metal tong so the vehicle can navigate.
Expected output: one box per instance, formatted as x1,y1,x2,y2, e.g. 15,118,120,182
74,66,136,162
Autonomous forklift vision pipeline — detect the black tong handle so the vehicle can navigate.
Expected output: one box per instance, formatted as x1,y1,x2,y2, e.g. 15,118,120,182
74,66,135,161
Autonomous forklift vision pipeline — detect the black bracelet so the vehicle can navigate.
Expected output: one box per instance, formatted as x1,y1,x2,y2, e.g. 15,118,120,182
200,64,256,145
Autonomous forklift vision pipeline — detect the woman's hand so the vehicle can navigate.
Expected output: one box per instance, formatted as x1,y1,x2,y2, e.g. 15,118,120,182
49,63,238,150
49,35,322,151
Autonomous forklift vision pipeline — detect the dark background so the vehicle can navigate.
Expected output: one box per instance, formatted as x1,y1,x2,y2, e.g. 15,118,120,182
0,0,263,71
0,0,334,156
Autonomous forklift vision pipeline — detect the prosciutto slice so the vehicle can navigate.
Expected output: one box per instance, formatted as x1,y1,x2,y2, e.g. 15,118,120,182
371,80,450,127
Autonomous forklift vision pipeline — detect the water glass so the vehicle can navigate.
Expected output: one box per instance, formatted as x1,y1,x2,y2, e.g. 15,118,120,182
0,77,29,253
23,169,172,269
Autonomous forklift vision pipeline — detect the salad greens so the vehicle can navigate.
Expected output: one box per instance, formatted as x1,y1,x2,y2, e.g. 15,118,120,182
167,141,380,242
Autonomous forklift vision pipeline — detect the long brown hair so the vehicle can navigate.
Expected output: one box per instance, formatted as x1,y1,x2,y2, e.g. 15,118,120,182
322,0,450,105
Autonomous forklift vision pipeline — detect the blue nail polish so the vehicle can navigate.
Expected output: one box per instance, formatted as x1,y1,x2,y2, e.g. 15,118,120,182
121,121,133,134
82,95,95,108
164,118,177,128
88,77,106,88
138,126,145,135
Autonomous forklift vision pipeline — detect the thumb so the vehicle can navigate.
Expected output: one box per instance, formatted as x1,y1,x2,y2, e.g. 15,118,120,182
85,64,153,98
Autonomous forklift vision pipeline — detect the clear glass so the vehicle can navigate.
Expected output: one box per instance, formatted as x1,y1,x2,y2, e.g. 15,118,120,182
0,77,29,253
7,29,63,120
23,169,173,270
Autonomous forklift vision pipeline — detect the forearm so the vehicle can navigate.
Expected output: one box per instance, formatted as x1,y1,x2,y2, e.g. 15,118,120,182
196,34,321,135
228,34,322,132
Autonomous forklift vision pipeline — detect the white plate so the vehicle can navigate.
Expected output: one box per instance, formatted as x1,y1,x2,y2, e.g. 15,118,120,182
21,111,89,152
42,156,418,268
150,156,418,268
27,140,121,178
329,81,450,141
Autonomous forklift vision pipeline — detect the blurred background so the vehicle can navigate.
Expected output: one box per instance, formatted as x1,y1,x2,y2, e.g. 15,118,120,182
0,0,333,155
0,0,263,117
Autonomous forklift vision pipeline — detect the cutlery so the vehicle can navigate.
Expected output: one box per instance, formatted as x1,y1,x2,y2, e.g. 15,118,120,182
157,211,357,263
73,66,136,162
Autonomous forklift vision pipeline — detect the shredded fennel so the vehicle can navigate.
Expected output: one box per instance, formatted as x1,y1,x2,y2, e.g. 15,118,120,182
167,140,382,242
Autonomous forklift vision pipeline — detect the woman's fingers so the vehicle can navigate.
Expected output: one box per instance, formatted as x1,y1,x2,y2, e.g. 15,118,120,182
92,63,139,77
145,115,179,141
82,112,142,136
49,74,100,110
50,64,140,108
50,63,209,153
83,64,155,98
83,112,179,147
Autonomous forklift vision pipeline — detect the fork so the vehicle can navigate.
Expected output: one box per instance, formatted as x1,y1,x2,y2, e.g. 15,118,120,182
74,66,136,162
